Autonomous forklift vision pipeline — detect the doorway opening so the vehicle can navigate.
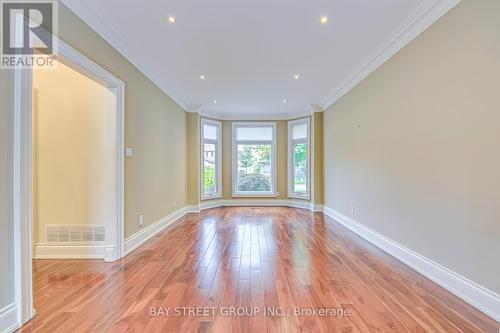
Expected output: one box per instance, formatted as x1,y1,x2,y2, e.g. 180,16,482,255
32,60,117,260
13,37,125,325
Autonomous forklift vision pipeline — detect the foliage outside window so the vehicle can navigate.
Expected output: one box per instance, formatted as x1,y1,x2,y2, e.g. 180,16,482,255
233,123,276,196
201,119,221,199
203,144,216,192
288,118,310,199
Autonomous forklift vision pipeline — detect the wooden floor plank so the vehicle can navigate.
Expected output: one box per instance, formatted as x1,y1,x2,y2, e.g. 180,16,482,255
19,207,499,333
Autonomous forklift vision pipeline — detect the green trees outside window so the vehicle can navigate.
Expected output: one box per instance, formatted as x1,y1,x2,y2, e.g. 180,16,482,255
237,144,272,192
293,143,307,192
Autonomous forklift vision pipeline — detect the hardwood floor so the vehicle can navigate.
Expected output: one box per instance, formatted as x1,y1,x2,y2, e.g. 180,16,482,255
19,207,499,332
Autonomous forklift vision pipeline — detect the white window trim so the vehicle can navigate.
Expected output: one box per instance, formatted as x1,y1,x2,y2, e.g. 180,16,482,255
201,118,222,200
232,122,277,197
288,117,311,200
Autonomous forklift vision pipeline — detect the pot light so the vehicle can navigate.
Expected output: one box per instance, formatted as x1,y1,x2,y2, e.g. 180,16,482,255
320,15,328,24
282,99,287,104
168,16,176,24
200,75,206,80
213,100,217,104
293,74,300,80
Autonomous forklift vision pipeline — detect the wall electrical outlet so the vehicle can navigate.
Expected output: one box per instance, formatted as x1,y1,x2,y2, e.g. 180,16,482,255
351,206,355,214
139,214,144,227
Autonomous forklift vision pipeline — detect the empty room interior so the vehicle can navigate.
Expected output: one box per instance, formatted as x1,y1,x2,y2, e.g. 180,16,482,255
1,0,499,332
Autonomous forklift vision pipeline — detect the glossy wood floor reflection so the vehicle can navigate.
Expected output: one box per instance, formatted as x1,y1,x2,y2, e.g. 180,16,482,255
20,207,499,333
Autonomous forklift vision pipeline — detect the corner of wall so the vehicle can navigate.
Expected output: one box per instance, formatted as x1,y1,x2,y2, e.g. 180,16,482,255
313,112,324,205
186,113,200,205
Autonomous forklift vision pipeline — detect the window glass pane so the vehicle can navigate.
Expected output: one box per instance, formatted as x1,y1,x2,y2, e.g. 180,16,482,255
236,126,273,141
203,124,217,140
203,143,216,194
293,143,307,193
292,123,307,140
237,144,272,192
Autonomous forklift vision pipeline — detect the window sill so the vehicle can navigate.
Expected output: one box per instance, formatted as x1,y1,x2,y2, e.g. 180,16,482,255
232,193,277,198
201,194,222,201
288,194,310,201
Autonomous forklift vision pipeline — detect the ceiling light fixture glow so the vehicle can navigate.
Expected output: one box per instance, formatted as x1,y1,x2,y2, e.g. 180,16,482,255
293,74,300,80
320,15,328,24
213,100,217,104
168,16,176,24
200,75,206,80
282,99,287,104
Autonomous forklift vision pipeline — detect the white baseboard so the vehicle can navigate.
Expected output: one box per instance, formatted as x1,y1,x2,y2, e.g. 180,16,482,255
323,206,500,322
0,303,19,333
124,206,193,256
34,244,114,261
184,205,202,213
123,200,322,259
34,201,320,262
311,204,324,213
197,199,322,212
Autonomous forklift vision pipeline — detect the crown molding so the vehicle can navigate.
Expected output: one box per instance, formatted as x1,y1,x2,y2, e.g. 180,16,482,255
194,103,321,120
320,0,461,111
198,110,314,121
62,0,460,117
186,104,204,113
61,0,188,111
310,104,323,113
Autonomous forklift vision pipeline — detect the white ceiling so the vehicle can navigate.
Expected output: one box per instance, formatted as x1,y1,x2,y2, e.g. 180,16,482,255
62,0,458,119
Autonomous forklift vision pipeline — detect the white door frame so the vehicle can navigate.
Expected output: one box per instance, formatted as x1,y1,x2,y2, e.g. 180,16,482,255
13,34,125,325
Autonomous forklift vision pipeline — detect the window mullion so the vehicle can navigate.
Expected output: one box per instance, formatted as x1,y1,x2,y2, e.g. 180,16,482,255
236,140,273,145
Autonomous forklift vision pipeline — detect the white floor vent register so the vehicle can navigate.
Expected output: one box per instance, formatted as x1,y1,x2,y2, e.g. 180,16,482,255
46,225,106,242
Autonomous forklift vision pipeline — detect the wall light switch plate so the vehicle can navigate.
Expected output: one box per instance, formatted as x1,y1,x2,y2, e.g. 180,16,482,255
125,147,133,158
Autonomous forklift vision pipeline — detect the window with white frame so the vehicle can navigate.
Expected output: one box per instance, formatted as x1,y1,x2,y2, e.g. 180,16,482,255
288,118,310,199
201,118,222,199
232,122,276,196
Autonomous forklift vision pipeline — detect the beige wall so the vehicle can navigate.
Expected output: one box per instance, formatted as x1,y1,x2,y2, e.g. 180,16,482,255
56,4,188,238
0,2,188,308
0,69,14,308
313,112,324,204
324,0,500,294
33,62,116,244
186,113,200,205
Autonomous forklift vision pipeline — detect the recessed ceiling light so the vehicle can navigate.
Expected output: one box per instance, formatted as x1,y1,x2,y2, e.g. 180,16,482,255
320,15,328,24
200,75,206,80
168,16,176,24
282,99,287,104
213,100,217,104
293,74,300,80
